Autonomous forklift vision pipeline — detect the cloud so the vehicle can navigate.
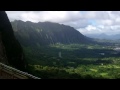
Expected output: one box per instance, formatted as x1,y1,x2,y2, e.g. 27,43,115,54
78,25,102,34
63,19,91,29
6,11,120,35
6,11,82,23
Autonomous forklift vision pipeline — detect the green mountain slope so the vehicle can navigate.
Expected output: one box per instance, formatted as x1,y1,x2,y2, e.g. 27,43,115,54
11,20,93,47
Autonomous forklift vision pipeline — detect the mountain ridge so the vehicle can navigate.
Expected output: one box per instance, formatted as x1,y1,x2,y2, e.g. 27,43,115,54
11,20,94,47
85,33,120,40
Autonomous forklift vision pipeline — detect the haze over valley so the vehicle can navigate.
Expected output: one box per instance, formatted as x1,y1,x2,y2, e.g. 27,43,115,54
2,11,120,79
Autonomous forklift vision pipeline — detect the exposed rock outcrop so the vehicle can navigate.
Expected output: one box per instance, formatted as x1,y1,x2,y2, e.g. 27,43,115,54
0,32,8,64
0,11,26,71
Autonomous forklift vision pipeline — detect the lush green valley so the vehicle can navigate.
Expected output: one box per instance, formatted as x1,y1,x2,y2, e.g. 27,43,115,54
24,43,120,79
11,20,120,79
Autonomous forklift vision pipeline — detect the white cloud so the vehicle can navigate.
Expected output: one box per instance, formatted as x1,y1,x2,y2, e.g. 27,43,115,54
97,19,113,26
86,25,96,31
5,11,120,35
6,11,82,23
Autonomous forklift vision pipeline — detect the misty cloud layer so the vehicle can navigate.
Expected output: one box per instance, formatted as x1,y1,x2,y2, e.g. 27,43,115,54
6,11,120,35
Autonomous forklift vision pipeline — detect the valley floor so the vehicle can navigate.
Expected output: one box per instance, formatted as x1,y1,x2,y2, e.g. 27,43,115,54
24,42,120,79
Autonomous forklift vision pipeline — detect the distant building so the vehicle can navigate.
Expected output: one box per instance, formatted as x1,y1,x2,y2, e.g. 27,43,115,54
99,53,105,55
101,63,103,65
59,52,62,58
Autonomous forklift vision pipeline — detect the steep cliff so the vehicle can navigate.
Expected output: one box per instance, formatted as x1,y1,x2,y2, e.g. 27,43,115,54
0,11,26,71
11,20,93,47
0,32,8,64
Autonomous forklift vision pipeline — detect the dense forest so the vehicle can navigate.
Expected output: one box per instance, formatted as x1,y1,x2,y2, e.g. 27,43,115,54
11,20,120,79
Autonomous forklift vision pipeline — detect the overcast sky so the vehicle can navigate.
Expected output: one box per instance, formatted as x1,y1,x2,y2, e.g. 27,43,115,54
6,11,120,35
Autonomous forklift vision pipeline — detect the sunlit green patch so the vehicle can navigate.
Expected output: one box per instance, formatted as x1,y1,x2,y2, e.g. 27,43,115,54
99,65,120,69
87,46,93,49
90,69,98,72
100,73,108,76
112,65,120,68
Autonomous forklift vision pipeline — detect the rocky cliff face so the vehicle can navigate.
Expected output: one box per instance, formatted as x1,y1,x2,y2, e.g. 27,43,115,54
0,11,26,71
0,32,8,64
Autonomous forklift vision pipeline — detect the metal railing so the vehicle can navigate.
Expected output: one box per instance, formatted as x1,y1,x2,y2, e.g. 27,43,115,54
0,62,41,79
